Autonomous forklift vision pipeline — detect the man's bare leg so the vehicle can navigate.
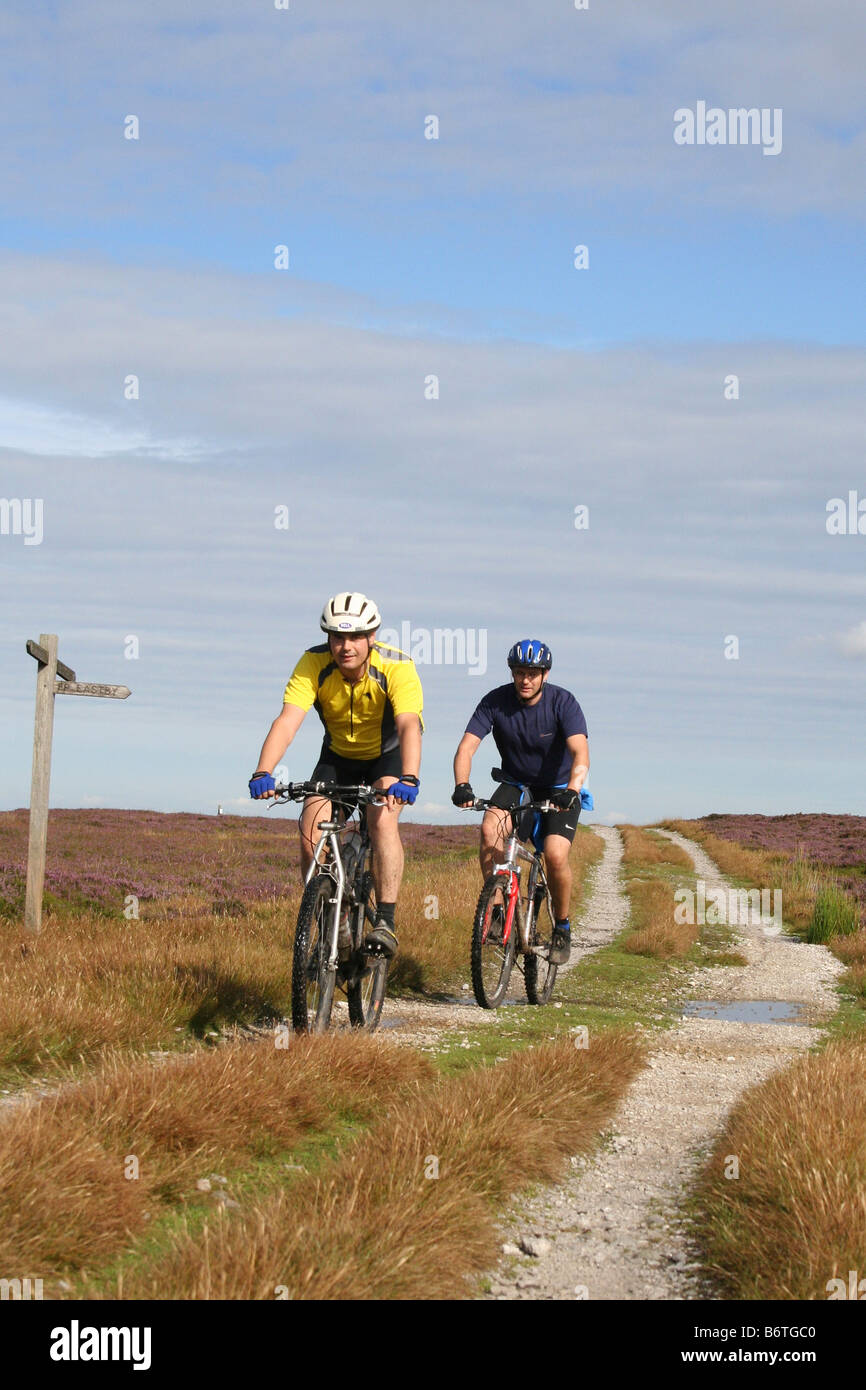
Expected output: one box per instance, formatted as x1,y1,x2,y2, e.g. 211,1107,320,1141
299,795,332,882
367,777,405,902
543,834,573,921
361,776,405,956
480,807,511,879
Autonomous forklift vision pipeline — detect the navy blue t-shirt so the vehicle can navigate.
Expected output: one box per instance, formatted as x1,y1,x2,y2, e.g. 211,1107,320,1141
465,682,588,786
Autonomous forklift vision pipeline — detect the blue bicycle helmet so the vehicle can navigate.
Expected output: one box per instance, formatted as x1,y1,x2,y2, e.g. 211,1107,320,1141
507,639,552,670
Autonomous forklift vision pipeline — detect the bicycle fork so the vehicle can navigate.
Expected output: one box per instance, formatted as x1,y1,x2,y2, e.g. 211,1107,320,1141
492,863,521,947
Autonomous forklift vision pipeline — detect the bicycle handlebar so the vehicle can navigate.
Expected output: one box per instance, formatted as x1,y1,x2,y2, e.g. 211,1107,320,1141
272,780,391,805
458,797,556,814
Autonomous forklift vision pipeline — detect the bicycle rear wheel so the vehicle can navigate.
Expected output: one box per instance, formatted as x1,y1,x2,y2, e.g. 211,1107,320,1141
291,875,336,1033
471,875,517,1008
524,883,558,1005
347,870,388,1031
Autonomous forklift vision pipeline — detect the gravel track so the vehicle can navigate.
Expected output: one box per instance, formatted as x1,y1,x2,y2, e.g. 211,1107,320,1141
482,828,845,1301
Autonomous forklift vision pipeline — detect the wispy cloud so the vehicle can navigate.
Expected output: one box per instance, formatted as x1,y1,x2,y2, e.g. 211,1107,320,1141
2,3,864,218
837,620,866,656
0,395,205,460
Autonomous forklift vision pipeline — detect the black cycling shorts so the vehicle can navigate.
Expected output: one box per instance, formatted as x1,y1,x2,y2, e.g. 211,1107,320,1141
309,745,402,795
488,782,580,846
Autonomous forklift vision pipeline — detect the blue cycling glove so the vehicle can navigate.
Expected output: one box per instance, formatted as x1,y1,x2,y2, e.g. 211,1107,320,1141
388,778,419,805
249,772,275,799
579,788,594,811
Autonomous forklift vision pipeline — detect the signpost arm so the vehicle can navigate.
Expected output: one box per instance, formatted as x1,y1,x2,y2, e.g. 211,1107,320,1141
25,633,58,935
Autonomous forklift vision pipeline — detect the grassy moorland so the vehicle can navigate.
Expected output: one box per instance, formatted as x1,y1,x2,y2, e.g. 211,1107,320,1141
659,814,863,939
0,808,480,919
683,813,866,911
16,808,858,1303
0,809,603,1083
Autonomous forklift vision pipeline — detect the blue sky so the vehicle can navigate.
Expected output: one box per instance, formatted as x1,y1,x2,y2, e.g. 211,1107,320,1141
1,1,864,825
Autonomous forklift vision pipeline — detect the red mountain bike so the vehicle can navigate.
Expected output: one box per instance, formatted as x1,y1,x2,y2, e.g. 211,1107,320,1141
461,789,559,1008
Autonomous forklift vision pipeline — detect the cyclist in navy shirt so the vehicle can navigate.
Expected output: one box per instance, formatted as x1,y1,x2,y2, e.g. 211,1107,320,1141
452,639,590,964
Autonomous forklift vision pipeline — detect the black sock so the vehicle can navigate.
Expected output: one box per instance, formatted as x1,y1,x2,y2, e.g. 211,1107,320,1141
555,918,570,929
378,902,396,928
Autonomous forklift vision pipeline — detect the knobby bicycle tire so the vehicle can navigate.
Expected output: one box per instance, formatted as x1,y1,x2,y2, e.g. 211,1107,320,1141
347,868,388,1031
471,875,517,1008
291,874,336,1033
524,883,558,1005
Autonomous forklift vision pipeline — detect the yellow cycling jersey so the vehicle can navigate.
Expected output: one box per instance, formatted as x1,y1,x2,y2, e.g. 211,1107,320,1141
283,643,424,760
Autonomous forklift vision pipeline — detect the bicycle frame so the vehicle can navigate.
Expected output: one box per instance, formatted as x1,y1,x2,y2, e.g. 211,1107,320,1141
491,806,551,956
304,819,349,968
277,782,384,969
308,813,376,967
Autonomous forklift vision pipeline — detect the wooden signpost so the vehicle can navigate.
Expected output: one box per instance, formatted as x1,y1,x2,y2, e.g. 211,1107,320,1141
24,634,131,935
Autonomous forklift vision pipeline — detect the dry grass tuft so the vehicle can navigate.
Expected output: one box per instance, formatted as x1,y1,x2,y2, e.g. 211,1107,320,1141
387,855,486,991
704,951,749,968
94,1029,644,1300
0,1034,433,1279
843,964,866,1002
620,825,693,870
692,1039,866,1299
622,877,696,959
830,930,866,968
0,905,293,1074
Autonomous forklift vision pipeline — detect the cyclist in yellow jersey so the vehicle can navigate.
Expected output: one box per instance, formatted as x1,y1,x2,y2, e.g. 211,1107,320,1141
249,592,424,959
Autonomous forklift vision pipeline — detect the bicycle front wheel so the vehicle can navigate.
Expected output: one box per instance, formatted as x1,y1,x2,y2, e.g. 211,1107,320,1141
471,875,517,1008
524,885,558,1005
291,875,336,1033
347,871,388,1032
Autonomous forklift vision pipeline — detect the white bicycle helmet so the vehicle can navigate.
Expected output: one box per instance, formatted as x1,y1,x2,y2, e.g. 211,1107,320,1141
320,592,381,634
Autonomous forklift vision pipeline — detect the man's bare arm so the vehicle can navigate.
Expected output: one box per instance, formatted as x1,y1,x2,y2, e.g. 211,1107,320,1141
254,703,307,780
453,731,482,786
395,712,422,780
565,733,589,792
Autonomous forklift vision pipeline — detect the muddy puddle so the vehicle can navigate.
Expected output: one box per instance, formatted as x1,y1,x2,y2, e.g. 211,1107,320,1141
682,998,806,1025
